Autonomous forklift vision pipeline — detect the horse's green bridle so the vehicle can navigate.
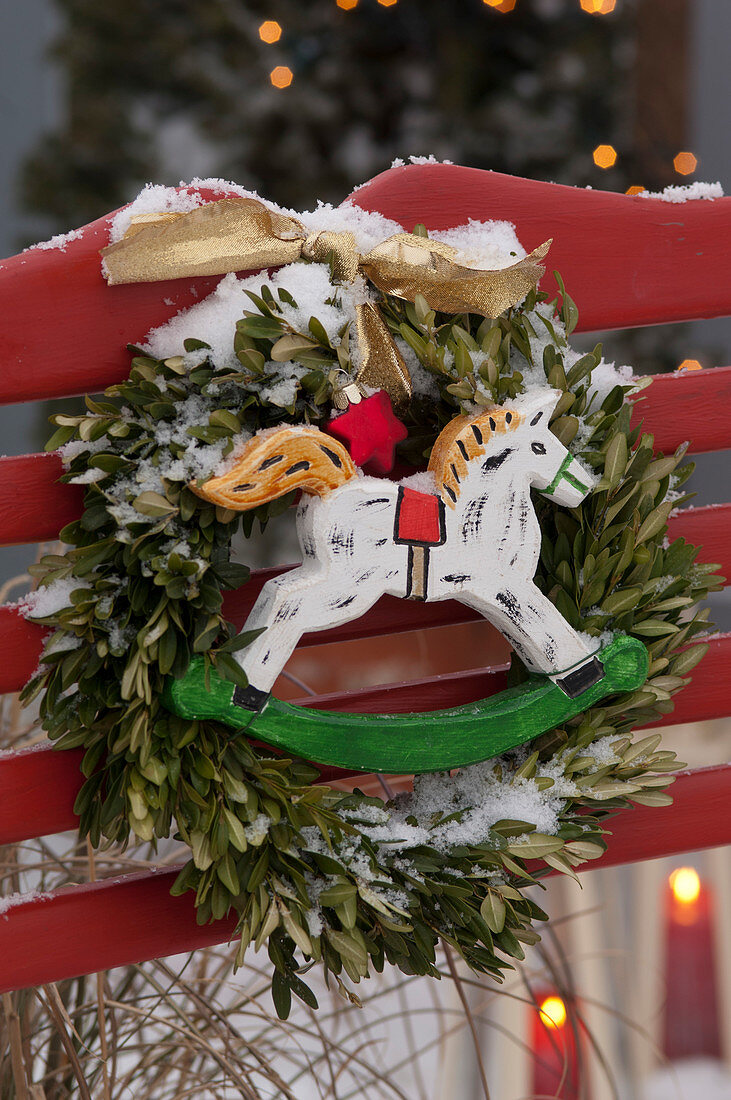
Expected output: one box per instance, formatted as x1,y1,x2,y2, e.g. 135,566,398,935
544,453,591,496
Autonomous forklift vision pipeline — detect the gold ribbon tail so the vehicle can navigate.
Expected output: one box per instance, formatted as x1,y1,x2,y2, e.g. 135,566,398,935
355,302,411,411
361,235,552,318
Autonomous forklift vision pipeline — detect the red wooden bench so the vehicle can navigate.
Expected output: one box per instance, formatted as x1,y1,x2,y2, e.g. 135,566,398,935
1,164,730,993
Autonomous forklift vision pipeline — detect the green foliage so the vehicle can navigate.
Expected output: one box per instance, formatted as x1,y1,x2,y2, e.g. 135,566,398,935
22,271,723,1017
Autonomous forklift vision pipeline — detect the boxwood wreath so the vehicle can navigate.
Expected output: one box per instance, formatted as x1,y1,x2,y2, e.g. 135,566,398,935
22,249,721,1018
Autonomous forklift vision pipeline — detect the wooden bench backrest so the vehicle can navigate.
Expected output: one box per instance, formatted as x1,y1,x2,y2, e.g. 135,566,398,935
1,164,730,993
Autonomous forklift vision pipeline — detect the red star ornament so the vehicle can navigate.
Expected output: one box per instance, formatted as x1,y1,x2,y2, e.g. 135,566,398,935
325,389,408,475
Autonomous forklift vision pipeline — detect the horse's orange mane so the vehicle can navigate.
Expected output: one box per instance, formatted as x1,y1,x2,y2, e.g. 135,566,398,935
428,406,523,507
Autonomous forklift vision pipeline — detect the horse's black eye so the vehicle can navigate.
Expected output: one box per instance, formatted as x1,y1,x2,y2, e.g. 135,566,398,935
531,441,547,455
530,412,543,426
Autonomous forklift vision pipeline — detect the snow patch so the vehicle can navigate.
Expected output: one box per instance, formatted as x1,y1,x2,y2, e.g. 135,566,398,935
108,176,406,255
397,340,440,401
20,577,91,620
0,890,54,917
301,200,404,255
144,265,358,368
60,437,108,466
636,181,724,203
346,756,579,857
25,227,84,253
399,470,437,494
431,218,526,270
108,181,237,243
68,466,108,485
390,155,454,168
587,736,622,767
585,357,637,404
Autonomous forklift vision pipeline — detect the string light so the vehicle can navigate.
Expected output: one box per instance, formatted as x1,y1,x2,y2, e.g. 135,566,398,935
626,185,646,195
580,0,616,12
539,996,567,1029
258,21,282,44
677,359,703,373
593,144,618,169
336,0,358,9
483,0,517,10
674,151,698,176
669,866,701,904
270,65,294,89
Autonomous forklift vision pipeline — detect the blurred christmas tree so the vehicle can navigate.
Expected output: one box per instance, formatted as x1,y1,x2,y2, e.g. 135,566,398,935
21,0,704,376
20,0,636,225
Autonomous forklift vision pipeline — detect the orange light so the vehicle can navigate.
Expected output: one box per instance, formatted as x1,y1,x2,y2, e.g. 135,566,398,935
677,359,703,373
626,185,646,195
483,0,517,10
593,144,618,169
270,65,293,89
258,20,282,44
539,995,567,1029
336,0,358,7
377,0,398,5
580,0,616,11
674,151,698,176
670,867,701,904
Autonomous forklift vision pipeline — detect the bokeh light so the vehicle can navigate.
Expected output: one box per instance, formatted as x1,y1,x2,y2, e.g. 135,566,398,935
377,0,399,6
593,144,618,168
626,185,646,195
539,996,567,1029
270,66,293,89
336,0,358,9
677,359,703,373
259,20,281,44
669,866,702,904
483,0,517,11
580,0,617,12
258,21,282,44
674,151,698,176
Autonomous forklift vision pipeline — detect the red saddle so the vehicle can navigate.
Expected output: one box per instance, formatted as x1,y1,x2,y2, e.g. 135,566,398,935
393,486,447,546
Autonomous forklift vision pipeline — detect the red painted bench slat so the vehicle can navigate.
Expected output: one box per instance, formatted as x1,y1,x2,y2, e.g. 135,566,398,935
1,634,726,847
0,501,724,697
356,166,731,333
1,167,729,408
0,745,83,845
0,743,368,846
666,504,731,580
0,666,508,845
1,761,729,996
0,453,83,546
630,366,731,456
0,185,235,407
0,584,485,696
2,366,729,550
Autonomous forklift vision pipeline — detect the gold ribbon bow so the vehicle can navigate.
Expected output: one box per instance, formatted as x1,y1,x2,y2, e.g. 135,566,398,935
101,196,550,410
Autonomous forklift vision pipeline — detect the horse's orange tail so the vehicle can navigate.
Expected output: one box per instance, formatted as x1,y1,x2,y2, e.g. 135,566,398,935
191,426,356,510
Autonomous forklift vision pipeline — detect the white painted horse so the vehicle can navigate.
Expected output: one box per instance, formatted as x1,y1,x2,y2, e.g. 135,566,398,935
195,389,604,708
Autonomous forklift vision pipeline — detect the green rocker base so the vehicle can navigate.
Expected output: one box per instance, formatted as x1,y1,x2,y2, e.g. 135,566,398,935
162,634,649,774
